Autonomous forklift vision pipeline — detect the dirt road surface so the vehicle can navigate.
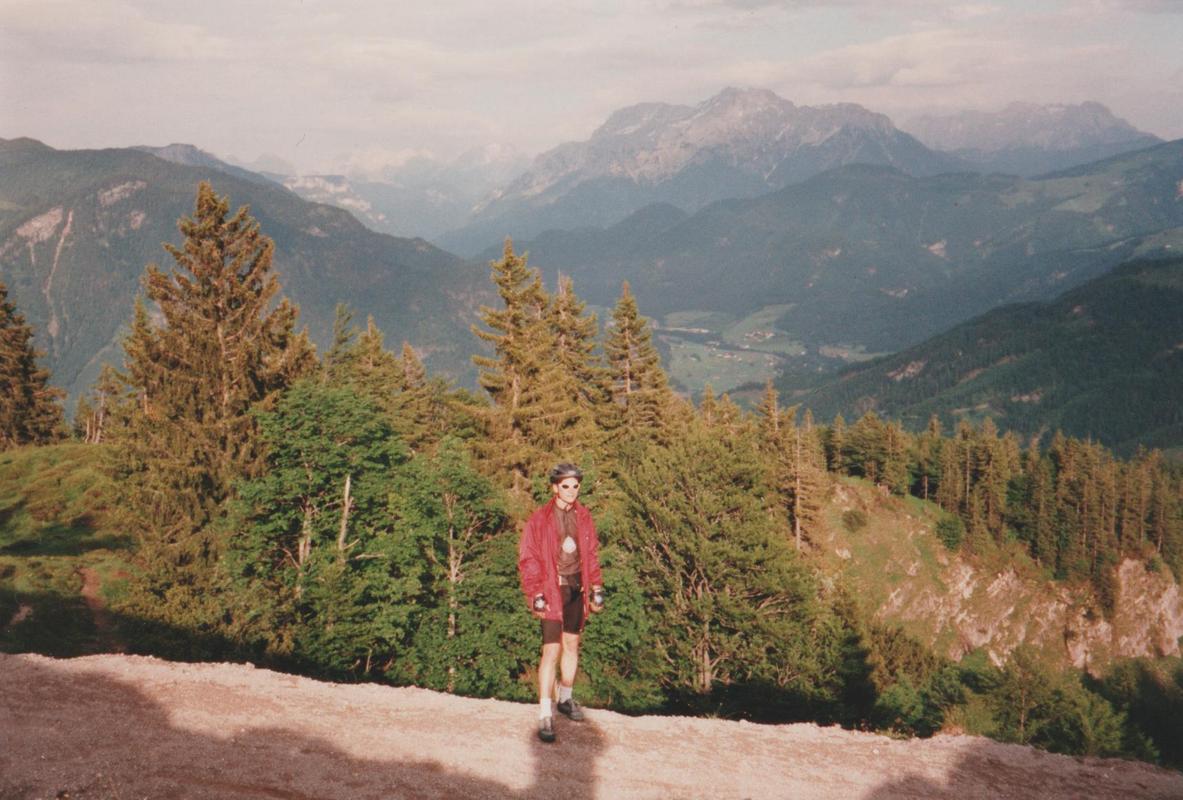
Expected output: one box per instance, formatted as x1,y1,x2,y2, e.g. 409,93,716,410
2,652,1181,799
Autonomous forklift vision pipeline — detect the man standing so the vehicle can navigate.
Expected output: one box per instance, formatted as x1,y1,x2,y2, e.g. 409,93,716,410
518,463,605,743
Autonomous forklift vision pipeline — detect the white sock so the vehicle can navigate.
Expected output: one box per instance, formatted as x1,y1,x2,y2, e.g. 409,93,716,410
558,684,573,703
539,698,552,719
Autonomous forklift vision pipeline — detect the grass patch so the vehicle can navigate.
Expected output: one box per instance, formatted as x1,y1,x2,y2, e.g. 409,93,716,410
663,309,734,331
663,336,783,395
0,442,132,656
721,305,805,355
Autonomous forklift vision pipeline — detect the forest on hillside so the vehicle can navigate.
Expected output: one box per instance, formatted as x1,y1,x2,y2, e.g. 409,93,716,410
2,183,1182,768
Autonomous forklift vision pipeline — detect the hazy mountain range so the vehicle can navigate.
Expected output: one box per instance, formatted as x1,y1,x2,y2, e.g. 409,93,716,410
501,139,1183,358
274,90,1160,262
1,87,1179,452
902,101,1161,177
280,146,529,241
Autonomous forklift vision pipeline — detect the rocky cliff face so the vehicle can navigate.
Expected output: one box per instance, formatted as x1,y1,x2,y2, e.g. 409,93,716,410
881,556,1182,671
495,88,902,197
825,481,1183,672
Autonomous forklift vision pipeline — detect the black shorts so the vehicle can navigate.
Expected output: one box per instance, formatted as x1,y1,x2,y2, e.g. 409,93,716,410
541,580,584,644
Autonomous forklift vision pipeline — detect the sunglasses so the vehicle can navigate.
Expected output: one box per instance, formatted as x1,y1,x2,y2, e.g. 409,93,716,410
557,481,581,490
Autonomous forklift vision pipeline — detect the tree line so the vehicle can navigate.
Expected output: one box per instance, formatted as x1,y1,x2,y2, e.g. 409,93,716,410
3,182,1182,766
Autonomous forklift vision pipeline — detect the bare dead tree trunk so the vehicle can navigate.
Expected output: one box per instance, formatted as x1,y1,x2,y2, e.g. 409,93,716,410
337,474,352,560
298,505,313,567
794,428,803,551
445,492,459,693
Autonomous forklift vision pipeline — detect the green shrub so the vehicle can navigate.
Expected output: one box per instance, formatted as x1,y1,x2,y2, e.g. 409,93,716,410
935,516,965,550
842,509,867,533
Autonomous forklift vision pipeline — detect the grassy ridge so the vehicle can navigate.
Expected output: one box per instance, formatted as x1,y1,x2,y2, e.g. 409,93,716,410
0,443,131,655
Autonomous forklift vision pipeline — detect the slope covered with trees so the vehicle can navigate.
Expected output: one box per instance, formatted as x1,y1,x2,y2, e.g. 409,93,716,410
793,256,1183,456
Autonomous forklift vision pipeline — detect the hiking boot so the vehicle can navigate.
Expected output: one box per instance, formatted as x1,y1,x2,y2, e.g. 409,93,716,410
557,699,585,722
538,716,556,743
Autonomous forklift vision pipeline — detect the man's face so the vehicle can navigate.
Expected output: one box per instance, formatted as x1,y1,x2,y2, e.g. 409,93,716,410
551,477,580,505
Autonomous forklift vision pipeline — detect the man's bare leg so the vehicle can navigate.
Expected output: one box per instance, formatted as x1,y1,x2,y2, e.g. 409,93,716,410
557,632,585,721
539,641,561,705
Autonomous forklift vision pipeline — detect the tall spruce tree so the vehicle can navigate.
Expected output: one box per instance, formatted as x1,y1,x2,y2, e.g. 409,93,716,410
113,181,316,640
471,239,551,491
604,281,671,440
543,275,609,446
787,409,828,549
0,280,64,448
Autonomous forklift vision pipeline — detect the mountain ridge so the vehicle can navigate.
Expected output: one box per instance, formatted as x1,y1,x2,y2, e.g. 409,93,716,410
788,254,1183,455
498,139,1183,362
440,87,964,255
0,138,489,405
902,101,1162,177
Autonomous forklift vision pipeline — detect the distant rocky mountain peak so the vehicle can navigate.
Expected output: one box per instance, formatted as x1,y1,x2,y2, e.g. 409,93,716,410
441,87,957,255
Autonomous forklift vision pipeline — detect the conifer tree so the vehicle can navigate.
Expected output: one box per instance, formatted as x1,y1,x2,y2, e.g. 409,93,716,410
788,409,828,549
74,364,126,444
755,384,826,550
521,275,605,459
112,181,316,636
470,239,551,490
549,275,609,416
388,341,446,452
699,384,719,425
914,415,943,501
972,419,1011,539
1117,449,1154,550
847,412,888,485
755,380,781,446
323,302,361,384
0,280,64,448
328,314,445,453
882,420,911,496
604,281,671,440
825,414,848,474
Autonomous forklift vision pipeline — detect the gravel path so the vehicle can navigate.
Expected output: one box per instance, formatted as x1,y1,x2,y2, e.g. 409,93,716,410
2,652,1181,799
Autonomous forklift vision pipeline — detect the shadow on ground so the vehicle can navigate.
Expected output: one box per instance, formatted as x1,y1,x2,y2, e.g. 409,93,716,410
1,653,606,800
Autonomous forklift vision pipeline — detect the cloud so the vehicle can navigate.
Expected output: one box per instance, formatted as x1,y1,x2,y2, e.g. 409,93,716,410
2,0,1179,170
1,1,233,64
1091,0,1183,13
788,29,995,90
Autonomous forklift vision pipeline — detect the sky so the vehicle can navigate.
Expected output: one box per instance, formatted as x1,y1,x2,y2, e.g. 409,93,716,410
3,0,1182,177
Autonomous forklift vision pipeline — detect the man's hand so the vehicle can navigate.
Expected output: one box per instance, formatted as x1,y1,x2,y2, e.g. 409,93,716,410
530,594,548,619
589,585,605,613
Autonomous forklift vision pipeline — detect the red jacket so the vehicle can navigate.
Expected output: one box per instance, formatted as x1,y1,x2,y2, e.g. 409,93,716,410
518,497,604,627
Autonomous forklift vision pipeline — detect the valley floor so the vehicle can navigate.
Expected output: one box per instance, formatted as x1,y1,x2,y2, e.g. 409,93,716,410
2,652,1181,800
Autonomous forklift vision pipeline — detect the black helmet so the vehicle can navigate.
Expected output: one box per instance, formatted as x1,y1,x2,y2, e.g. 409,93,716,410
548,462,583,484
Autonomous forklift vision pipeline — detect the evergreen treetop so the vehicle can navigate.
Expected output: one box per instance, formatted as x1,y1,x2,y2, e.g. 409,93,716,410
0,280,64,449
